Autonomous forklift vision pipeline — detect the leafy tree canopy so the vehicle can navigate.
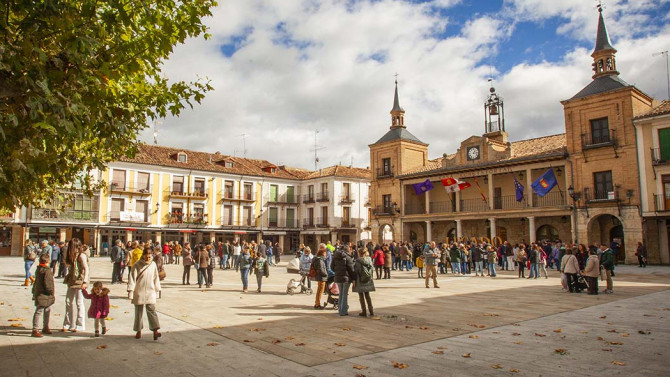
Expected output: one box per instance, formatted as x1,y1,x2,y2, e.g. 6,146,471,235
0,0,216,210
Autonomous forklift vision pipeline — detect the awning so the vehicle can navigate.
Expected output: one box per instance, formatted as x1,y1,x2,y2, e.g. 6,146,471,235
262,231,287,235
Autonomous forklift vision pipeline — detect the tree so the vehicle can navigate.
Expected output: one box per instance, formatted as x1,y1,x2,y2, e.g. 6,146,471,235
0,0,217,210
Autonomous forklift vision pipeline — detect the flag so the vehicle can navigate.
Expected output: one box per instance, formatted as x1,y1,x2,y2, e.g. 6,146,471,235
441,177,471,193
473,177,487,202
531,168,558,197
412,179,434,195
513,177,524,202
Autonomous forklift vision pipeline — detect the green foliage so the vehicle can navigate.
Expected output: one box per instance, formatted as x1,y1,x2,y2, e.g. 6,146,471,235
0,0,216,210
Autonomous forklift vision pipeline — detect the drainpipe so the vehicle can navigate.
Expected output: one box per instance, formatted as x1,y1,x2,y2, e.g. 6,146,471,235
567,155,578,244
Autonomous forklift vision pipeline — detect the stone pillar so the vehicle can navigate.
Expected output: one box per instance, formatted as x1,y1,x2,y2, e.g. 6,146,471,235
183,232,190,244
331,232,338,243
155,232,162,245
488,173,494,210
93,228,101,256
526,169,533,207
426,221,432,243
59,228,67,243
528,216,536,243
456,219,462,239
489,217,497,240
279,235,285,251
209,231,216,244
11,226,25,256
126,230,133,243
455,191,461,212
425,189,431,214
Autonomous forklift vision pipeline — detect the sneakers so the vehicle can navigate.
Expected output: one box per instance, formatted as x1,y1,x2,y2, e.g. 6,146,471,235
31,330,43,338
95,331,100,337
102,327,107,335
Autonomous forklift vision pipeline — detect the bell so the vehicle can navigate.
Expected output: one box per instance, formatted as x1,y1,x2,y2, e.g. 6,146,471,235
489,105,498,116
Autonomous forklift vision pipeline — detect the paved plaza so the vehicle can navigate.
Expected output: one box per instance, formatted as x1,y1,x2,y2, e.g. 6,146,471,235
1,257,669,376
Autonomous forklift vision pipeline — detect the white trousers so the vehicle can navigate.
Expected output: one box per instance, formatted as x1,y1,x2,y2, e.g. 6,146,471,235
63,287,86,331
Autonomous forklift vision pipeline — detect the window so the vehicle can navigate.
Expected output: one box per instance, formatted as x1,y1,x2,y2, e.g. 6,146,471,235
382,158,391,174
494,187,502,210
308,185,314,200
342,207,350,226
223,205,233,225
170,203,183,223
593,171,614,200
270,184,278,202
659,128,670,162
269,207,278,227
193,179,205,196
321,206,328,226
224,181,234,199
172,176,184,194
308,208,314,225
111,198,124,221
286,208,295,227
321,182,328,195
382,194,392,211
178,153,187,163
112,169,126,190
286,186,295,203
193,204,205,220
137,172,150,192
224,161,234,168
590,117,610,144
243,206,253,226
244,183,253,200
135,200,148,222
342,183,350,201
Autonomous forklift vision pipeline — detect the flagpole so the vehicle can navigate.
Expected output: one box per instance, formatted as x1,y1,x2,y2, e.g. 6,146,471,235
548,165,566,203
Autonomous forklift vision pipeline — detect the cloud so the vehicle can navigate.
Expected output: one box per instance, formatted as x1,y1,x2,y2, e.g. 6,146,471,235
142,0,670,170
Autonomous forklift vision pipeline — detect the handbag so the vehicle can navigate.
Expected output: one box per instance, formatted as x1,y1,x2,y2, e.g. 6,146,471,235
27,252,36,261
158,269,166,281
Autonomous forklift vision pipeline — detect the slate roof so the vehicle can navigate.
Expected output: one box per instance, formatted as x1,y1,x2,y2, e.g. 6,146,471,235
569,75,630,100
118,144,370,180
392,81,403,112
399,134,567,177
593,9,615,53
634,100,670,120
372,127,427,146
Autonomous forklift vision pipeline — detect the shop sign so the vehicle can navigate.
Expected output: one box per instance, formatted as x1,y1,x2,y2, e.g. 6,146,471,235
39,227,57,233
179,230,197,233
120,211,145,222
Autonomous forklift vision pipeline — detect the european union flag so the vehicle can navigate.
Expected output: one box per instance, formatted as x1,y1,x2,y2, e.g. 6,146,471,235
513,177,524,202
531,168,558,197
412,179,434,196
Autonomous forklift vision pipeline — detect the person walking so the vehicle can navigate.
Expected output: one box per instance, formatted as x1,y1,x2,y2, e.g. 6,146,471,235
110,240,124,284
82,281,110,337
299,247,313,289
233,241,242,272
50,241,60,275
23,239,37,286
600,244,615,294
31,253,55,337
516,245,527,278
311,245,329,309
206,245,216,287
353,248,375,317
636,242,647,268
239,246,252,293
528,244,539,279
561,248,580,293
449,244,461,275
181,243,193,285
127,247,161,340
62,238,89,332
383,245,392,279
253,252,269,293
423,242,440,288
472,243,484,277
372,246,384,280
487,245,498,277
196,245,209,288
583,249,600,295
332,245,355,316
539,245,549,279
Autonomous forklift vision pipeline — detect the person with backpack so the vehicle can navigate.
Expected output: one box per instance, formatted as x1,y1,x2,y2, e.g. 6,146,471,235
311,245,329,309
332,244,356,316
353,248,375,317
253,252,269,293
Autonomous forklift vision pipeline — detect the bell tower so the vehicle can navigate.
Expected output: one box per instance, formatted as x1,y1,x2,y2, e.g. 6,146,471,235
591,4,619,79
390,78,405,129
483,83,507,143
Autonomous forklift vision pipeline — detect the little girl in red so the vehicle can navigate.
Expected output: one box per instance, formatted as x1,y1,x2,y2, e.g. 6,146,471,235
82,281,110,337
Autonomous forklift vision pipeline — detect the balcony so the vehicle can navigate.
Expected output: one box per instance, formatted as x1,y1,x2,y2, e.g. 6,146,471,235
582,129,616,150
302,194,315,204
0,211,14,220
339,218,362,229
376,168,394,179
651,148,670,166
302,218,316,229
585,187,618,203
266,193,300,205
166,213,208,225
220,192,254,202
219,217,255,228
105,211,149,224
267,218,300,228
165,189,208,199
316,191,330,202
429,200,456,213
532,191,568,208
405,203,426,215
372,205,397,216
493,195,526,210
32,208,99,222
110,181,152,195
654,194,670,212
459,198,489,212
339,194,355,204
316,217,329,228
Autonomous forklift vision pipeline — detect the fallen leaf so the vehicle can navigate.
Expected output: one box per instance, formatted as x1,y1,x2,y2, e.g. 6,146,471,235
638,330,650,335
643,314,652,317
534,333,546,337
54,314,61,316
512,323,521,326
468,323,486,329
469,335,479,339
10,324,22,327
579,330,589,334
392,361,409,369
484,313,499,317
555,348,568,355
607,322,614,325
553,328,562,333
342,327,351,331
611,361,626,366
597,337,605,341
419,326,429,330
154,352,163,356
513,341,524,345
491,364,503,369
607,341,624,345
243,339,254,343
432,351,444,355
352,365,369,370
437,346,448,350
621,333,629,337
509,368,520,373
105,317,113,321
295,343,306,346
602,349,612,352
462,353,471,358
284,336,295,340
110,305,119,309
123,312,129,314
607,329,617,333
492,331,501,334
405,325,413,329
96,345,107,350
272,339,281,344
248,328,266,332
512,333,521,336
8,318,24,322
257,318,263,321
22,307,28,309
600,315,607,319
207,343,219,347
213,325,224,329
355,374,366,377
334,343,346,347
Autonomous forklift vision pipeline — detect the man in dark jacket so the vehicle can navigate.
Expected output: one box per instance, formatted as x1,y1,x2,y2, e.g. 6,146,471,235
472,244,484,276
110,240,124,284
600,244,615,294
332,245,355,316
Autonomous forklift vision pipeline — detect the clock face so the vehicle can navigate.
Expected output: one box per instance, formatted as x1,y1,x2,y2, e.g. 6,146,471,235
467,146,480,160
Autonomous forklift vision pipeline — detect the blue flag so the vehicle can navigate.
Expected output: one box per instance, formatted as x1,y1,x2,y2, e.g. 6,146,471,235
513,177,524,202
412,179,434,196
531,168,558,197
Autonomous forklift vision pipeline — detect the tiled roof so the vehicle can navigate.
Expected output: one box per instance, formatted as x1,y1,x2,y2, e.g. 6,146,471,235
399,134,567,178
118,144,370,181
372,127,427,146
569,75,630,100
302,165,372,180
634,100,670,120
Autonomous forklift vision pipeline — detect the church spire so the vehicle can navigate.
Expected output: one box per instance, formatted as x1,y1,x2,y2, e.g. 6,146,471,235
591,5,619,79
390,77,405,129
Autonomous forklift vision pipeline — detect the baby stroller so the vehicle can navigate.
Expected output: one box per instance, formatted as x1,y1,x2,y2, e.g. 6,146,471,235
286,258,312,295
575,275,589,293
323,275,339,310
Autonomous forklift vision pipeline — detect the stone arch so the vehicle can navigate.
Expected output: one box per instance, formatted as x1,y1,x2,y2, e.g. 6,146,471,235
378,223,395,245
537,224,559,242
587,213,625,262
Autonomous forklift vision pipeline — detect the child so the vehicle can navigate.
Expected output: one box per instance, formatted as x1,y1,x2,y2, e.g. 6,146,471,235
82,281,110,337
32,253,55,337
416,256,424,278
253,253,269,293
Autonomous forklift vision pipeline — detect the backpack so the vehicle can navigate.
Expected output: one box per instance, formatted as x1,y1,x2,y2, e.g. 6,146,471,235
308,259,317,279
358,260,373,284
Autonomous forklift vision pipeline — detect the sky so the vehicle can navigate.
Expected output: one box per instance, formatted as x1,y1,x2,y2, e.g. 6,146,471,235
141,0,670,170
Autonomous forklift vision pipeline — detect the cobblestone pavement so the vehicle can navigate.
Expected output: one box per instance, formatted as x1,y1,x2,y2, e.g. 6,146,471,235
1,257,668,376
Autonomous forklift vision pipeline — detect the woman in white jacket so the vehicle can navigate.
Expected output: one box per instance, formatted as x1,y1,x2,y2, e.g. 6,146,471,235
127,246,161,340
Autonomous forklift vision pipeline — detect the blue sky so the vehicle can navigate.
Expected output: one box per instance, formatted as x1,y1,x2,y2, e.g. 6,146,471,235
150,0,670,169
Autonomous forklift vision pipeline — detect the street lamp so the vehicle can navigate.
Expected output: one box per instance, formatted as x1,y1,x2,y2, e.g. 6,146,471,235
567,185,580,243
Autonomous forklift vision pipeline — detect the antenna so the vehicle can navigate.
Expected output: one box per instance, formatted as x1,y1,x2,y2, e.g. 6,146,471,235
238,134,248,158
595,0,604,12
653,50,670,99
311,130,326,170
153,120,162,145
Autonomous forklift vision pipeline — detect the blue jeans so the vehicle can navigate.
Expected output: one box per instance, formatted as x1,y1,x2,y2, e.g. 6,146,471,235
25,260,34,279
197,268,207,286
337,282,350,315
221,254,229,268
474,261,484,275
403,260,412,271
460,262,467,274
451,262,460,274
529,263,538,278
488,263,497,277
501,256,509,270
234,255,241,271
240,268,249,289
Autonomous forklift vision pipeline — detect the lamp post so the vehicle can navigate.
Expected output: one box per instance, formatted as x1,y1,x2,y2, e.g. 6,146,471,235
567,186,580,243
